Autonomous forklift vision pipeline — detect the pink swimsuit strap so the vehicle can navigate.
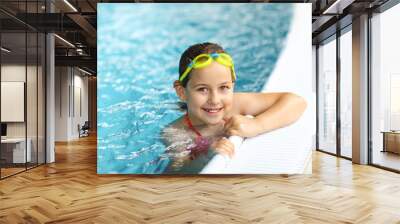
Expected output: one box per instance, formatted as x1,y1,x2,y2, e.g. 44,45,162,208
184,113,210,160
184,113,202,137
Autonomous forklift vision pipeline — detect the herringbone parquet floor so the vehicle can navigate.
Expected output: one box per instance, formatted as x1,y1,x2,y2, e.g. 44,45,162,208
1,135,400,223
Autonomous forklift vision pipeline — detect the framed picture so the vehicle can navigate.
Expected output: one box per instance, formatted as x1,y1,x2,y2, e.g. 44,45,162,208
97,3,314,174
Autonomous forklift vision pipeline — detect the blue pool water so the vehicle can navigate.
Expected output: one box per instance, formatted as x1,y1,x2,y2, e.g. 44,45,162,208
97,4,293,174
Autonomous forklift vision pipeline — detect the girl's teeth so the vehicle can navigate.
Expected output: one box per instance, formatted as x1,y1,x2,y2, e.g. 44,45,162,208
205,108,220,112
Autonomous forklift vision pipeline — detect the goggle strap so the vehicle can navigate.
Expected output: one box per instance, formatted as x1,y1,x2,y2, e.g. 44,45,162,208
210,52,219,58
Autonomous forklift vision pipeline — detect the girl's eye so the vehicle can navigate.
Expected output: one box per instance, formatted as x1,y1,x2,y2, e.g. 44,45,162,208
197,87,208,93
220,85,230,90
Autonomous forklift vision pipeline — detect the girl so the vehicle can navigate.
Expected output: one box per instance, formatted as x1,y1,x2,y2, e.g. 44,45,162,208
161,42,306,173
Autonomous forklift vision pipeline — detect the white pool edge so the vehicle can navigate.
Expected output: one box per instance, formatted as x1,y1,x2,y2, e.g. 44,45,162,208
201,5,314,174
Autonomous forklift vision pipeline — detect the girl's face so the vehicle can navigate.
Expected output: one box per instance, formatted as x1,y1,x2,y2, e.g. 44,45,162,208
183,61,234,126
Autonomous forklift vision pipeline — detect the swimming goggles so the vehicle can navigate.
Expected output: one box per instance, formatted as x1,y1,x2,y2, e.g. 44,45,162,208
179,52,236,83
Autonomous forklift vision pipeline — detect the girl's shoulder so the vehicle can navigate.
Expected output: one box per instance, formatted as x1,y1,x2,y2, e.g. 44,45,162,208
167,116,185,130
161,116,189,145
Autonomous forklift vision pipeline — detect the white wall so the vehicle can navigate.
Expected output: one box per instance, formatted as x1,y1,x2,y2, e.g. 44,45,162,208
55,66,69,141
1,65,41,137
72,72,89,138
55,67,89,141
1,65,25,127
1,64,46,164
1,65,26,140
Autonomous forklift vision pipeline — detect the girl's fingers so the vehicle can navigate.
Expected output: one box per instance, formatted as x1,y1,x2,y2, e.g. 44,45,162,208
223,121,231,133
226,128,240,136
215,147,229,157
224,120,242,136
216,144,234,158
223,116,232,124
214,138,235,158
225,126,237,136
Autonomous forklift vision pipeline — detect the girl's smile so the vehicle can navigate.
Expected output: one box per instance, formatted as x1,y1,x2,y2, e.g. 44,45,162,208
201,106,223,115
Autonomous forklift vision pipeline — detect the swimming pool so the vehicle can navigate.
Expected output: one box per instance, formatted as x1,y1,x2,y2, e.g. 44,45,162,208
97,3,293,174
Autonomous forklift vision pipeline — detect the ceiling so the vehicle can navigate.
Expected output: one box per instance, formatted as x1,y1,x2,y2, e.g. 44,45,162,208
0,0,394,75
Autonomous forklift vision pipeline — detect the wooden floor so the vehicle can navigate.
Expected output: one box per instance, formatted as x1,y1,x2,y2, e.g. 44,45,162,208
1,162,45,178
0,167,26,178
1,135,400,223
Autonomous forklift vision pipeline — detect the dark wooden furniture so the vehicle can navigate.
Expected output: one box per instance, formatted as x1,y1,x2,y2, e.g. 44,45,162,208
382,131,400,154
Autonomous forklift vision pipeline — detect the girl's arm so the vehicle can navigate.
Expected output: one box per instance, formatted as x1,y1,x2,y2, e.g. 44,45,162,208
224,92,307,137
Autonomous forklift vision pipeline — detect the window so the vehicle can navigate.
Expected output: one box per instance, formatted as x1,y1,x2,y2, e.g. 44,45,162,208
371,3,400,171
0,1,47,179
317,36,337,155
339,28,352,158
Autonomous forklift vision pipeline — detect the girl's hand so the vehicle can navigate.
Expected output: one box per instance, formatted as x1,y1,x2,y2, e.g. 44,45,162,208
212,137,235,158
223,115,261,138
